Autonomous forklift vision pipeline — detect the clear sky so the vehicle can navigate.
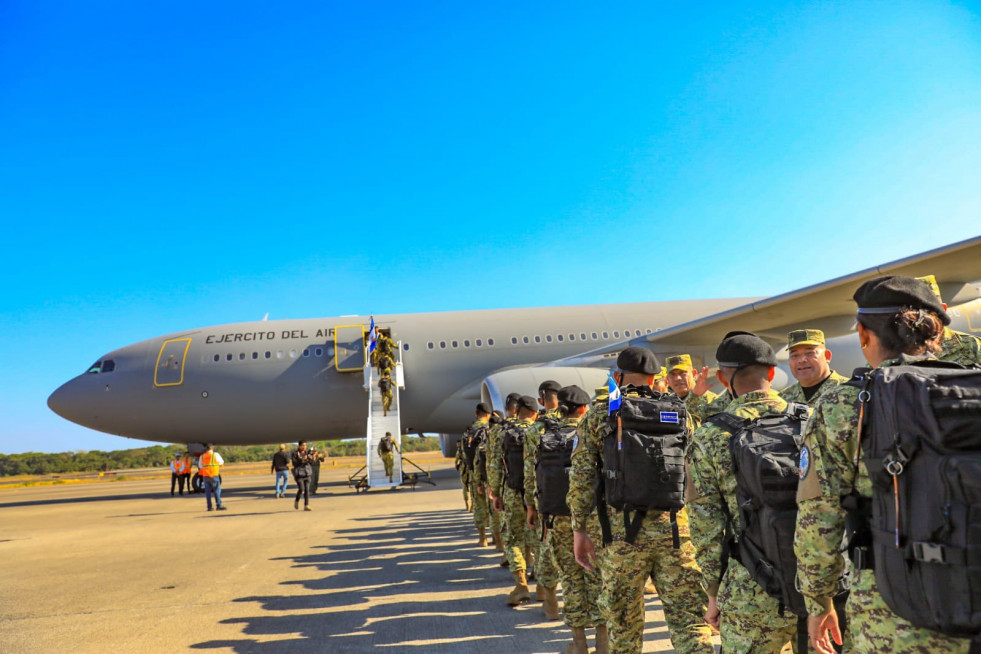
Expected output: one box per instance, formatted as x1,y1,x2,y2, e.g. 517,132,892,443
2,1,979,454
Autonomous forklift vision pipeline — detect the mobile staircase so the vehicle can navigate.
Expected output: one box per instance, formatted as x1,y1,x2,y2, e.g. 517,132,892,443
347,337,434,493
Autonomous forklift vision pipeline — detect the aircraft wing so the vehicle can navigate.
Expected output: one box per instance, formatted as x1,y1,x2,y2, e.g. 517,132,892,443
553,234,981,367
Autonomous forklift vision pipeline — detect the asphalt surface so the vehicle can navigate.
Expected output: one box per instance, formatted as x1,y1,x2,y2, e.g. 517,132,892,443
0,460,703,653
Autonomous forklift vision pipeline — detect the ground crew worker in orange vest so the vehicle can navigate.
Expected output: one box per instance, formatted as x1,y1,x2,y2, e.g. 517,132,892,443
180,452,194,494
197,444,226,511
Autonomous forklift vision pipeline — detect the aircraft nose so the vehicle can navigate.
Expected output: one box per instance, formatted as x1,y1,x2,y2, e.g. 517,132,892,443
48,378,88,425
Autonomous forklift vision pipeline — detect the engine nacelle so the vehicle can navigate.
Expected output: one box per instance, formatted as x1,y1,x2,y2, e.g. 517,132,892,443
481,366,612,411
439,433,462,459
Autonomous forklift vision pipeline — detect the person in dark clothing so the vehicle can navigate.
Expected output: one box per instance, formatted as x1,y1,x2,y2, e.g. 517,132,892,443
271,444,290,498
292,441,314,511
309,446,325,494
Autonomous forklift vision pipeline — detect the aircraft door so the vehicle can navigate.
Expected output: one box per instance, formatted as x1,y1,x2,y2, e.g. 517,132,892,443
334,325,366,372
155,338,192,387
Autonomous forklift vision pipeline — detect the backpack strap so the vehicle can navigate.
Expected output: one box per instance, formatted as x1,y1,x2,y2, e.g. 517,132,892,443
705,412,748,435
624,509,647,545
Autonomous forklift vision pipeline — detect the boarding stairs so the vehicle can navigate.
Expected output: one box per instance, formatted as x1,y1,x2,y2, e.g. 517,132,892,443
347,339,435,492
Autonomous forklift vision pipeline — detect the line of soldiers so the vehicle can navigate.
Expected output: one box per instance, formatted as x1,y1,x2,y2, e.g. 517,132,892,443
373,332,397,416
454,274,981,654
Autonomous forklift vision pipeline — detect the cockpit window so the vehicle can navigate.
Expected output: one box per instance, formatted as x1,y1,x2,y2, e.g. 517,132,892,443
101,360,116,373
87,361,102,374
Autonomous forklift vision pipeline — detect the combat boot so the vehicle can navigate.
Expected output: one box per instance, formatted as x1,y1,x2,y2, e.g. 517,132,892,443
644,581,657,595
478,527,488,547
542,586,560,620
564,627,588,654
534,583,544,601
593,624,609,654
493,530,504,552
505,570,531,606
499,553,509,567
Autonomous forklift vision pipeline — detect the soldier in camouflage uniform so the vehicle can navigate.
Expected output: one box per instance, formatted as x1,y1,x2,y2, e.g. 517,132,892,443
485,411,505,554
687,333,802,652
795,276,971,654
488,394,521,566
523,381,564,620
531,385,608,654
455,437,472,512
490,395,539,605
665,354,720,426
917,275,981,366
463,403,492,546
569,347,715,654
779,329,849,406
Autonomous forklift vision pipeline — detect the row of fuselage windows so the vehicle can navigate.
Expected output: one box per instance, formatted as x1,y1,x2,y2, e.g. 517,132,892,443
206,343,410,363
209,346,327,363
426,328,654,350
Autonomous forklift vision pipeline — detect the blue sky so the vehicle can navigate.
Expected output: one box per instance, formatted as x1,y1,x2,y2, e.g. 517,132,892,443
2,1,979,454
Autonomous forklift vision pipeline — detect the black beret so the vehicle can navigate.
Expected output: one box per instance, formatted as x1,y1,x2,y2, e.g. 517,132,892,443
616,346,660,374
853,275,951,325
716,332,778,368
538,380,561,396
476,402,492,414
516,395,539,412
558,385,590,407
505,392,521,405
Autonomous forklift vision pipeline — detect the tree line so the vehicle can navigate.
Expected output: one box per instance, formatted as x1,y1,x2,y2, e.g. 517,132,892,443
0,437,441,477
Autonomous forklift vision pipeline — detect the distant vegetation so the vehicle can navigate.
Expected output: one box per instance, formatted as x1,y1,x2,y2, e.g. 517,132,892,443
0,437,441,477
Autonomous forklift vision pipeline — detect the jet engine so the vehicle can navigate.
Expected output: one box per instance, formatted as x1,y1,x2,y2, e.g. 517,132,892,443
480,366,612,411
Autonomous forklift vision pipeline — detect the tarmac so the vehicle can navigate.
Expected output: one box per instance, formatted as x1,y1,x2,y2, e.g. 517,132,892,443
0,459,710,653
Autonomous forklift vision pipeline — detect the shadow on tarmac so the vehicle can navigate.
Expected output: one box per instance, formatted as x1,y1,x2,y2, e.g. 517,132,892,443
189,508,570,653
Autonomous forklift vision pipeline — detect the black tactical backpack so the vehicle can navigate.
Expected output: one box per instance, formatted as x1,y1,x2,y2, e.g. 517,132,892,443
848,361,981,638
502,422,527,492
598,385,689,544
461,425,486,473
536,420,577,519
707,403,812,616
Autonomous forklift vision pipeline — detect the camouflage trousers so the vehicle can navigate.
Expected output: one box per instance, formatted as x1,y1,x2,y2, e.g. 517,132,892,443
535,519,560,589
502,486,533,573
598,507,714,654
459,469,471,509
381,452,394,478
718,558,797,653
488,495,502,537
846,570,970,654
469,477,489,530
381,390,393,414
550,515,603,628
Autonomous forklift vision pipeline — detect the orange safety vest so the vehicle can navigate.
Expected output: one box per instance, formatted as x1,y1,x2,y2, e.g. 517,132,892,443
199,451,221,477
180,457,191,475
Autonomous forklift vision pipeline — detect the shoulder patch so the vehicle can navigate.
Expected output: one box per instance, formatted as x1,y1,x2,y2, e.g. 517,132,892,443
660,411,680,424
799,445,810,480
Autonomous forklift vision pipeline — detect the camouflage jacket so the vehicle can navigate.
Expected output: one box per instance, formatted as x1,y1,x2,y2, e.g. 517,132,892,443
488,416,533,498
939,327,981,367
462,418,489,476
683,389,718,428
686,389,793,594
793,356,920,616
703,390,732,418
523,408,564,506
779,370,848,406
569,387,694,537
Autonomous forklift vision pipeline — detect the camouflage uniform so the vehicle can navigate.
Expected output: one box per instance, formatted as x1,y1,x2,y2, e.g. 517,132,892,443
939,326,981,366
379,372,394,415
523,408,563,590
464,419,490,532
491,417,535,574
794,356,971,653
455,443,471,510
683,390,718,427
533,414,606,628
569,394,715,654
686,389,799,653
703,389,732,418
779,370,848,405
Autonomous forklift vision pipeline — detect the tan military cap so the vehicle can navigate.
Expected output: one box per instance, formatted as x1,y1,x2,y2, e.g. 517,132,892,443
788,329,825,349
665,354,693,372
915,275,943,302
653,366,667,380
593,386,609,400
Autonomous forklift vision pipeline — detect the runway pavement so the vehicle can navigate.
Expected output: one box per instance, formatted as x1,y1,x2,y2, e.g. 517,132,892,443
0,460,704,653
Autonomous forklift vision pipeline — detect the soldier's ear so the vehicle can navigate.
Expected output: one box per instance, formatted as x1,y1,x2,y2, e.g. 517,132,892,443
766,367,776,382
824,349,833,362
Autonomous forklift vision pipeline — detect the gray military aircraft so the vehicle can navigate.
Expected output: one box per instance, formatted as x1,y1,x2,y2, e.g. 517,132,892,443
48,236,981,456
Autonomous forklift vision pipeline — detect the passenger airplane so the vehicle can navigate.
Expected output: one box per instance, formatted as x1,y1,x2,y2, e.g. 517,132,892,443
48,237,981,457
